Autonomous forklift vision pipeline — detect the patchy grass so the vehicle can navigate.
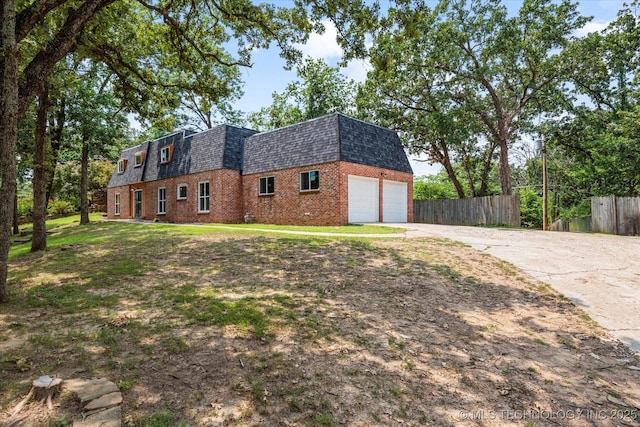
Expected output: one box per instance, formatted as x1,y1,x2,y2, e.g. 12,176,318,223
2,219,640,426
208,222,404,234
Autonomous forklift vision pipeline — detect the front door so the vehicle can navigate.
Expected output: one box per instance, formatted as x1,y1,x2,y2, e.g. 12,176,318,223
134,190,143,219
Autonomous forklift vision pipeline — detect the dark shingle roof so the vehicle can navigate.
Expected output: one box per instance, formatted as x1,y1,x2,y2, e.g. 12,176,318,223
242,113,412,175
107,114,411,187
107,141,150,187
107,125,257,188
338,114,413,173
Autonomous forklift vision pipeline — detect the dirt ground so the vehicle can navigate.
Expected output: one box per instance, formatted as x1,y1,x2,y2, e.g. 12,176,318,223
2,230,640,426
390,223,640,352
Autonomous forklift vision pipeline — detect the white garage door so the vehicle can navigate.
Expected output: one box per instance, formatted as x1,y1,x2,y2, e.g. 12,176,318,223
348,176,378,223
383,180,408,223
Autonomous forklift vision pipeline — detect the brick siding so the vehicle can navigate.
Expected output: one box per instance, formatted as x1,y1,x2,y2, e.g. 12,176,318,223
242,161,413,226
107,169,244,223
108,162,413,226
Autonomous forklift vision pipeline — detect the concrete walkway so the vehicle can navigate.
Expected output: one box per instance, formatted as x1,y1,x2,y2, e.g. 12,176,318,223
383,223,640,353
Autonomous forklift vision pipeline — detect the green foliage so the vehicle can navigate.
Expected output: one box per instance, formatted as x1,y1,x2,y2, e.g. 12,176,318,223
413,175,459,200
533,3,640,217
51,160,117,210
47,200,74,215
356,0,588,196
247,57,359,130
79,0,311,130
128,411,179,427
16,198,33,217
518,188,543,229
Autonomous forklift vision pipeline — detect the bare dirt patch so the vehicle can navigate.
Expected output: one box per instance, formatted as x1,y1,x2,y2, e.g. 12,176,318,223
2,228,640,426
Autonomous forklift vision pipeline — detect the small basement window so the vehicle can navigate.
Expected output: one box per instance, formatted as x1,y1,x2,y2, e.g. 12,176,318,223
134,151,145,167
177,184,187,200
300,170,320,192
259,176,274,195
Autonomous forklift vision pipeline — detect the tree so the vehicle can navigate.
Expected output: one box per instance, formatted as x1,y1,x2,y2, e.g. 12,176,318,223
248,57,359,130
541,3,640,216
0,0,316,302
413,173,460,200
1,0,20,302
357,0,588,196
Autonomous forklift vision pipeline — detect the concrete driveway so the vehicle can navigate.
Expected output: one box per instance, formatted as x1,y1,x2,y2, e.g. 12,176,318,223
386,223,640,352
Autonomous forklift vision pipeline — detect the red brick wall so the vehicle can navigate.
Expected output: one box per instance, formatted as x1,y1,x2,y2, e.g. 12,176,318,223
107,170,244,223
242,161,413,226
108,162,413,225
107,185,131,219
242,162,343,225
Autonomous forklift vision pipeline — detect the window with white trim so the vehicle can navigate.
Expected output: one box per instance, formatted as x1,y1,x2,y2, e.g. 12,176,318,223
198,182,210,212
177,184,187,200
160,146,171,163
117,159,126,174
157,187,166,214
259,176,274,195
300,170,320,191
114,193,121,215
134,151,145,167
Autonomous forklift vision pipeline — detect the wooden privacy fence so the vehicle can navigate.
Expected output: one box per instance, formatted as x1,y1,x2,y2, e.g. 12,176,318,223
592,196,640,235
414,195,521,227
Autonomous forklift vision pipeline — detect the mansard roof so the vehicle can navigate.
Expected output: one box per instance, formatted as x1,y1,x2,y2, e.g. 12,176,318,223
107,125,257,188
242,113,413,175
107,114,412,188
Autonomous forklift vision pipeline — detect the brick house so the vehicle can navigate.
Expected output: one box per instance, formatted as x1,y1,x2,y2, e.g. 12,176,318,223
107,113,413,225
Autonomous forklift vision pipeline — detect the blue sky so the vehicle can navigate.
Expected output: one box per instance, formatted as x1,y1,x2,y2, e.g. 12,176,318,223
232,0,629,176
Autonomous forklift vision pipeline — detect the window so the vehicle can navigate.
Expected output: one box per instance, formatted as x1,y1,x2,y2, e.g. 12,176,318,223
117,159,126,174
134,151,145,167
198,182,210,212
259,176,275,195
114,193,121,215
300,170,320,191
157,188,166,214
177,184,187,200
160,146,172,163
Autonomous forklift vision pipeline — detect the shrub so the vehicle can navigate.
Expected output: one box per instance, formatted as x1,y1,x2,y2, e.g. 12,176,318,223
47,200,74,215
519,188,542,229
17,198,33,217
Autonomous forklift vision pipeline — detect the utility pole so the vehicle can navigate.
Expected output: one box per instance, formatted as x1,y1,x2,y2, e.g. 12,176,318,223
542,133,548,231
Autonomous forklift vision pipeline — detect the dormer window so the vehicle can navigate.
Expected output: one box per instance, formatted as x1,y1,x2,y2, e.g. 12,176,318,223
160,145,173,164
134,151,145,167
117,159,127,174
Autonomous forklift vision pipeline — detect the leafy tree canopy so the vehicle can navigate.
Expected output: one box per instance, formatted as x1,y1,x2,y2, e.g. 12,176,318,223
247,57,359,130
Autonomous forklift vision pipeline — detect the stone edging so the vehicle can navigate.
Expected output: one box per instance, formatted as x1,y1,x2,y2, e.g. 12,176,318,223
63,378,122,427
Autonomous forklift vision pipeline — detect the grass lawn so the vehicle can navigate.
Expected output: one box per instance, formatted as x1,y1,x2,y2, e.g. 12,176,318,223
1,216,639,426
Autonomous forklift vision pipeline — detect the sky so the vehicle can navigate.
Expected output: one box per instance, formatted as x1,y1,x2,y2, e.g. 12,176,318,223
231,0,629,176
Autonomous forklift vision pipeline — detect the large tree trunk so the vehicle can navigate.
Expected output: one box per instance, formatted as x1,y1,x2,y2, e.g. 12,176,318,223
436,139,466,199
478,144,498,197
32,86,49,252
80,136,90,225
13,189,19,235
1,0,115,302
498,138,512,195
46,97,66,202
0,0,19,303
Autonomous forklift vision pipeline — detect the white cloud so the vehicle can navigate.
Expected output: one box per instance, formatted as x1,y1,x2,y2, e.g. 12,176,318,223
297,20,343,60
341,59,372,83
576,21,610,37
